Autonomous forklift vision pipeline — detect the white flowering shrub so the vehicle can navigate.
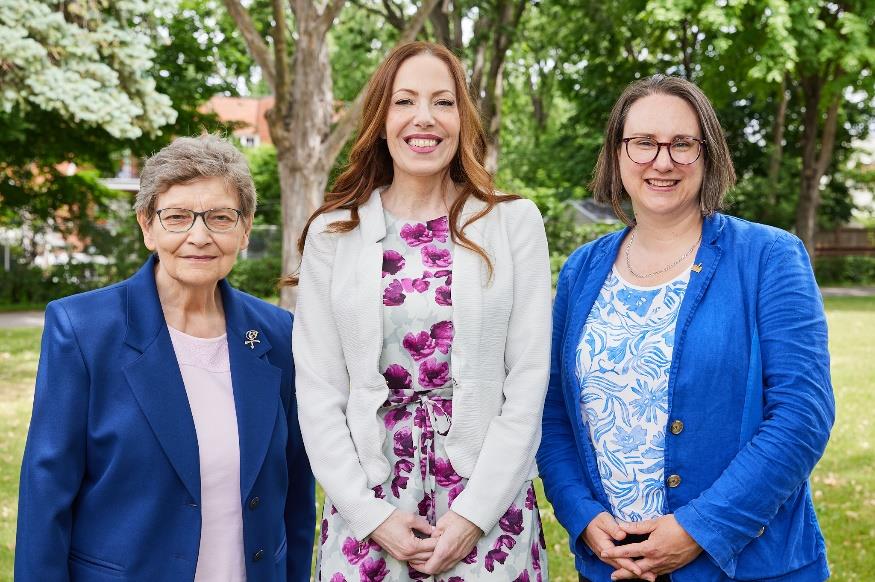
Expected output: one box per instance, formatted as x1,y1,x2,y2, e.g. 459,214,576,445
0,0,177,138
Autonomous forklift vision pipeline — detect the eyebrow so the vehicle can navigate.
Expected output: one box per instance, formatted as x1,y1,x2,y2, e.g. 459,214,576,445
392,88,456,97
627,132,701,139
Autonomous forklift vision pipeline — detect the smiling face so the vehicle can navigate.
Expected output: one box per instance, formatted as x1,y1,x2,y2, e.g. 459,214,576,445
619,93,705,221
384,53,461,181
138,176,250,292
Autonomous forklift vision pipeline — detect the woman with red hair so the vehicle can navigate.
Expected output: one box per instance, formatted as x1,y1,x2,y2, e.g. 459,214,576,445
291,42,552,580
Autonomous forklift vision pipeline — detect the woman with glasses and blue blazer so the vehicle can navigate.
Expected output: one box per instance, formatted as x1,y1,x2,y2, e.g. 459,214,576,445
15,135,315,582
538,76,834,582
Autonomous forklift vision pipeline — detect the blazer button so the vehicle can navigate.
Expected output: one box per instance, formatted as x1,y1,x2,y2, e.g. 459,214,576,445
249,496,260,510
666,474,682,488
670,420,684,435
253,549,264,562
757,526,766,537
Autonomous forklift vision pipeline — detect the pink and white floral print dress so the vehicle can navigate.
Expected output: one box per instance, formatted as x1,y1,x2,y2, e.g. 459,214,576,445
316,210,548,582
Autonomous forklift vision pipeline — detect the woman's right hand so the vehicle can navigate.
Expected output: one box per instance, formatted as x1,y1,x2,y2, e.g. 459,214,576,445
369,510,438,563
582,512,648,580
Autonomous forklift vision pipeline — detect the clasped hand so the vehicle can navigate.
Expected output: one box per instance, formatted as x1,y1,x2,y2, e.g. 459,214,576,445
583,512,702,581
371,509,482,575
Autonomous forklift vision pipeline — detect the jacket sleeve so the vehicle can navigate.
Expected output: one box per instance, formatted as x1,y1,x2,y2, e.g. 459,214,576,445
15,301,89,581
285,311,316,582
535,245,608,559
674,232,835,577
450,200,554,533
293,215,396,541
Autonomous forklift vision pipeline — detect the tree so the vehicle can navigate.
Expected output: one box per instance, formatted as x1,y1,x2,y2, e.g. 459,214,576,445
0,0,176,258
497,0,875,259
222,0,440,307
0,0,248,260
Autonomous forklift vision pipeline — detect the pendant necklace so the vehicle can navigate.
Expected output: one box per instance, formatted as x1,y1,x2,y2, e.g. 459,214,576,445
624,227,702,279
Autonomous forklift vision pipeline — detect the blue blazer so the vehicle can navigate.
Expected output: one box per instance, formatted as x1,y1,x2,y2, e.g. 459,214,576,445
537,214,834,582
15,256,315,581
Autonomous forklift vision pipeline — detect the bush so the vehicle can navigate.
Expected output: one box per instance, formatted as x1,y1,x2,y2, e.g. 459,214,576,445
0,259,113,305
227,254,283,299
814,256,875,286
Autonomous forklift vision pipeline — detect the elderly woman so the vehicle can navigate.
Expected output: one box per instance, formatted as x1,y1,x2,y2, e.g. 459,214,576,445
537,75,834,582
15,135,315,581
293,41,551,580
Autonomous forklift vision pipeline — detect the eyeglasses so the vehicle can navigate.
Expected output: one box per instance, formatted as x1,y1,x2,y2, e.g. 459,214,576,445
621,137,705,165
155,208,243,233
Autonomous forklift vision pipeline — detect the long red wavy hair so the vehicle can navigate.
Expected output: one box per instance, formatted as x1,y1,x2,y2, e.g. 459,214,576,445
284,41,518,286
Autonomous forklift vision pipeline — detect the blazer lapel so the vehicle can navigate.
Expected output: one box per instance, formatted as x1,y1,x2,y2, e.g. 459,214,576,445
351,190,389,386
123,257,201,504
670,213,725,364
221,281,282,500
450,198,488,379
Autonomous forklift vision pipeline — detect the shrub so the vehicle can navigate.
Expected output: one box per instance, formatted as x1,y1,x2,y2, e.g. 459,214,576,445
814,256,875,286
227,254,283,299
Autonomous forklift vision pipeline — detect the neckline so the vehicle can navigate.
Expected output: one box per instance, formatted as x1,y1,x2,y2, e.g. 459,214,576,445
383,207,448,225
611,266,691,291
168,325,227,343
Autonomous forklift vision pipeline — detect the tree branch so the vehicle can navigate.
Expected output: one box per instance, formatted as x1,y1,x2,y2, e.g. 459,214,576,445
348,0,397,27
396,0,441,43
317,0,348,37
222,0,276,90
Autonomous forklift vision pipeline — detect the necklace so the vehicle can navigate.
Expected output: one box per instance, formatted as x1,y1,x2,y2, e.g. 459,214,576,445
624,227,702,279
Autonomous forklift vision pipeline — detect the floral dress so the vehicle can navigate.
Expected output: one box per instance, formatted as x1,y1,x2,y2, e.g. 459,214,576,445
316,210,548,582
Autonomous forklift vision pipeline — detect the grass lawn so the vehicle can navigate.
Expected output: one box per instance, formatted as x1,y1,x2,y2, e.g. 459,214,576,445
1,296,873,580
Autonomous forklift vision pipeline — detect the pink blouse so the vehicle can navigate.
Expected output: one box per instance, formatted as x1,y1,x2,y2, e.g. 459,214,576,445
168,326,246,582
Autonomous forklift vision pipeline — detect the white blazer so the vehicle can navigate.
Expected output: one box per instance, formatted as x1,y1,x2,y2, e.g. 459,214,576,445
294,189,552,540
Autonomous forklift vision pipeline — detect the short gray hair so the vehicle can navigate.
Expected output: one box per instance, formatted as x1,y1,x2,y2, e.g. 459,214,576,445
135,134,257,221
590,75,736,225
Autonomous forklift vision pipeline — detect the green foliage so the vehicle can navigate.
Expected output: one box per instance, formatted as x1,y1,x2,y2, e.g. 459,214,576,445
505,178,619,282
499,0,875,234
0,0,247,241
226,254,283,298
814,256,875,286
245,145,282,226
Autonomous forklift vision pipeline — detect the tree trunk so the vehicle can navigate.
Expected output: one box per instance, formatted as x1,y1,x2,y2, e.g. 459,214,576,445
276,142,330,308
767,75,789,194
276,20,335,309
795,73,841,259
478,0,527,174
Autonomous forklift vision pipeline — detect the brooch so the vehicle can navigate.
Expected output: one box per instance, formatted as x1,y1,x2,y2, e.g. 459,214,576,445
245,330,261,349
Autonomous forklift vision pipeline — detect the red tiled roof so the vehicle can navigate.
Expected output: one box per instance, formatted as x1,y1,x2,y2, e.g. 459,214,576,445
202,95,275,144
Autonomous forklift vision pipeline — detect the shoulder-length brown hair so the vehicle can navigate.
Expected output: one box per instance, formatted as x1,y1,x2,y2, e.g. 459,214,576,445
284,41,517,286
589,74,736,225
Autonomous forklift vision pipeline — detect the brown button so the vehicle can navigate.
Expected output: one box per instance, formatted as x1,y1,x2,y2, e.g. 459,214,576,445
249,496,260,510
667,474,682,488
670,420,684,435
757,526,765,537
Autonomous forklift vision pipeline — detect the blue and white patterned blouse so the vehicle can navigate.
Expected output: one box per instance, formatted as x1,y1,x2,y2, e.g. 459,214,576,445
576,267,690,522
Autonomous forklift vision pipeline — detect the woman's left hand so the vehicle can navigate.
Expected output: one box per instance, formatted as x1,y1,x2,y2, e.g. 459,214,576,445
601,514,702,579
409,511,482,574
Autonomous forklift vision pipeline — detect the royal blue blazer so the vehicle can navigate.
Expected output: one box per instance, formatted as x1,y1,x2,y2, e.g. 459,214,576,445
537,214,834,581
15,256,315,581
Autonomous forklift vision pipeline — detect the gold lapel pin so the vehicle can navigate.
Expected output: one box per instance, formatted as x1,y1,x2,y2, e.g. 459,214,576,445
691,263,703,273
245,330,261,349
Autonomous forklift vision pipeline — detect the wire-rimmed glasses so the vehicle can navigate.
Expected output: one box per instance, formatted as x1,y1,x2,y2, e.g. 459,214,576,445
622,136,705,165
155,208,243,233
